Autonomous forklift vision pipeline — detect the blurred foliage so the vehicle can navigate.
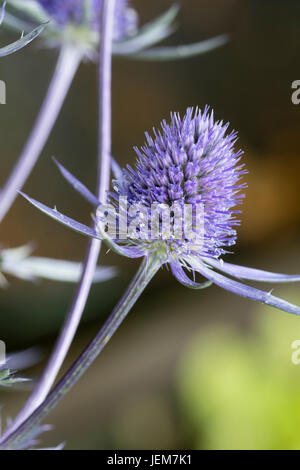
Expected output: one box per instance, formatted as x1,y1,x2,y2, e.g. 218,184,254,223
178,287,300,449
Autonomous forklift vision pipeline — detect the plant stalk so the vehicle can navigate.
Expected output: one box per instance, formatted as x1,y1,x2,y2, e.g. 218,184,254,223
0,253,161,450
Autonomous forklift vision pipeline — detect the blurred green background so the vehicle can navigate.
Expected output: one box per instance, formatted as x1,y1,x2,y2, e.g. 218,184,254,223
1,0,300,449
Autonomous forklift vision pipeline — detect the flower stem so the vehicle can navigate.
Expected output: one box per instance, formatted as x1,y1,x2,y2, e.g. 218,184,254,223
97,0,115,203
0,45,81,223
0,0,116,443
0,253,161,450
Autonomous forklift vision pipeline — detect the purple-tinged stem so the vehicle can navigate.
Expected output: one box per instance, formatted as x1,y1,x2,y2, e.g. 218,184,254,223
0,253,161,450
0,46,81,223
0,0,116,441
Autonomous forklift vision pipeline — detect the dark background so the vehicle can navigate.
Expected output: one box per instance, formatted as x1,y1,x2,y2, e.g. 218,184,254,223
1,0,300,449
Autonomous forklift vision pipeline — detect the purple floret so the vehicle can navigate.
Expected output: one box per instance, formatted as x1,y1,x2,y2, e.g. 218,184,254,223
112,107,247,259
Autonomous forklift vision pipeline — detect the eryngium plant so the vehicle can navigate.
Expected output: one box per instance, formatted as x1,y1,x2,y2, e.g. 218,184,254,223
2,0,298,452
23,107,300,316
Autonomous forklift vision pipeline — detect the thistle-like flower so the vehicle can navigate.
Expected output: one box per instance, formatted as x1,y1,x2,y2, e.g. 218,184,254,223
109,107,246,260
21,107,300,315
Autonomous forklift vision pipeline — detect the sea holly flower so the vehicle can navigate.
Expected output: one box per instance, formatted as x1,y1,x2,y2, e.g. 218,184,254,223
21,107,300,316
3,1,228,60
0,348,41,387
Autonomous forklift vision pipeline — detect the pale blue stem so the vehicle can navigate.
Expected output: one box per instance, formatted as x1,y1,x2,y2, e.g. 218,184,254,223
0,45,81,223
0,253,161,450
0,0,116,442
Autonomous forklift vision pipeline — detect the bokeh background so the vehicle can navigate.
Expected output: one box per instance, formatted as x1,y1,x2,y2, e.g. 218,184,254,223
1,0,300,449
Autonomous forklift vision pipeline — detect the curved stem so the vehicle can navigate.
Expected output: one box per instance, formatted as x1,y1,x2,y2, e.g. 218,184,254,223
0,45,81,223
0,254,161,450
0,0,116,442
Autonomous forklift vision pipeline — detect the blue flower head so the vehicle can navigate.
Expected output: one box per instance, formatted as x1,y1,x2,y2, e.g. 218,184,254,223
22,107,300,316
110,107,246,260
38,0,137,39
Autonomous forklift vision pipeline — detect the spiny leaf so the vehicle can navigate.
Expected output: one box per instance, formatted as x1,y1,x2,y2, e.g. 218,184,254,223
20,192,101,240
0,22,47,57
113,3,180,55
